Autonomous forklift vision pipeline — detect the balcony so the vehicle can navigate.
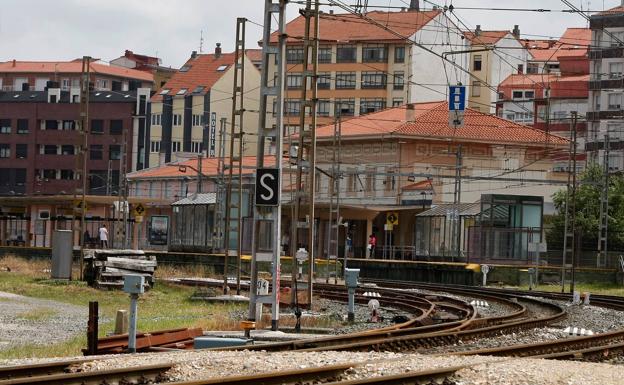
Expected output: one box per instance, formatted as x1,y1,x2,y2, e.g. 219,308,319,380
585,140,624,151
589,47,624,60
589,78,624,90
586,110,624,121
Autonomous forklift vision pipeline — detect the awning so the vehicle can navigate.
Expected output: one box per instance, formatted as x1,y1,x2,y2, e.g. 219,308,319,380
171,193,216,206
416,203,481,217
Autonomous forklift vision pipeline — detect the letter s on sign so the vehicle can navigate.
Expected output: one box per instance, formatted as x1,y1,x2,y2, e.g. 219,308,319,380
260,173,275,201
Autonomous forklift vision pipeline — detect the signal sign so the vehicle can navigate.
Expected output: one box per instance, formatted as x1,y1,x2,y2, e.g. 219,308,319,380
255,168,279,206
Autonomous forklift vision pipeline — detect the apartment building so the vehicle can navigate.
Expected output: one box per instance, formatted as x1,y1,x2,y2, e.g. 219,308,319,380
465,26,529,114
147,45,261,168
0,87,149,197
267,6,468,130
587,4,624,170
0,60,153,92
110,50,176,89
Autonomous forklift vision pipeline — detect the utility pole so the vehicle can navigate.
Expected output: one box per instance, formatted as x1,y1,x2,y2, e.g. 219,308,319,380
291,0,320,307
74,56,91,280
329,115,342,284
597,133,610,268
453,144,463,260
197,153,203,193
223,17,246,295
248,0,286,331
119,124,129,249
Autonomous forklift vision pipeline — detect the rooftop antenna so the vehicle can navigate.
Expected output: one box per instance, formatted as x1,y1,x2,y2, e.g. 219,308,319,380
199,30,204,53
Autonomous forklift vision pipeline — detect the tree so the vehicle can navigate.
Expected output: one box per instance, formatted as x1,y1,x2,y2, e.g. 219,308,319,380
547,163,624,251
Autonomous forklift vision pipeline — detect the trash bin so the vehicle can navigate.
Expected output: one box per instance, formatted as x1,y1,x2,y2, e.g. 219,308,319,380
51,230,73,279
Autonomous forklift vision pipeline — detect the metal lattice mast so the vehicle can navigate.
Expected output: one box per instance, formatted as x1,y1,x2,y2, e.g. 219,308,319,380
248,0,286,331
215,117,227,251
567,112,579,293
223,18,247,295
329,116,342,284
75,56,91,280
597,133,610,268
291,0,319,305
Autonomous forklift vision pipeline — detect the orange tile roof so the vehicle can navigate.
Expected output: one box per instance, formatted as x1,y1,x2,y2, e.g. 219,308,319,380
127,156,269,180
464,31,510,45
0,60,154,82
402,179,433,191
315,102,568,147
151,53,236,101
499,73,589,88
271,10,441,44
596,6,624,15
245,49,263,62
526,28,589,62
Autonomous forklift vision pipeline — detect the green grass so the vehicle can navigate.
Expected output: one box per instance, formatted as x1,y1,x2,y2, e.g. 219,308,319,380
0,270,247,359
518,282,624,296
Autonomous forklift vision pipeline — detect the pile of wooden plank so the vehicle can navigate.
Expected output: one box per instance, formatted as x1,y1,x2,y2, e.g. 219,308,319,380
83,249,157,290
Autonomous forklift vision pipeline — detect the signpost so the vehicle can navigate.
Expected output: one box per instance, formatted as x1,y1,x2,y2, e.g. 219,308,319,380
255,168,280,206
448,85,466,128
209,112,217,157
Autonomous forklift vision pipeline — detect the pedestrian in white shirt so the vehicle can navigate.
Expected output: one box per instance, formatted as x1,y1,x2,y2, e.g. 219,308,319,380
98,224,108,249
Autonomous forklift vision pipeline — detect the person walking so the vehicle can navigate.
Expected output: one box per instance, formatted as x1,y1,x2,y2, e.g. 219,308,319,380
98,224,109,249
368,233,377,258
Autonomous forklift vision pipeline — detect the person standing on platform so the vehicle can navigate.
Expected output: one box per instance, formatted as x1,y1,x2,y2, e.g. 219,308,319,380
368,233,377,258
98,224,109,249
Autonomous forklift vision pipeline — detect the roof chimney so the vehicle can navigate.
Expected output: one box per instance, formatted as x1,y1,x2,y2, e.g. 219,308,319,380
406,103,415,122
215,43,222,58
475,25,482,37
409,0,420,11
329,9,334,14
512,25,520,38
12,59,16,67
191,50,198,59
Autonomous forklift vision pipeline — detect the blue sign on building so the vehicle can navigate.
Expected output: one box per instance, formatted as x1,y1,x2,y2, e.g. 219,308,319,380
449,86,466,111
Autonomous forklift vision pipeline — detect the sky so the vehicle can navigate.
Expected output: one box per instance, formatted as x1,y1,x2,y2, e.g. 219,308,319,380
0,0,621,69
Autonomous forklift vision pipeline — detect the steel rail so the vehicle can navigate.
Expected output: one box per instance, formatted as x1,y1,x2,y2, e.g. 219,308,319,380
0,358,95,381
0,363,174,385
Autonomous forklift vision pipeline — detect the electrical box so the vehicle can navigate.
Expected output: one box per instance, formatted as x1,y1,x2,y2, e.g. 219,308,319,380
123,274,145,294
344,268,360,288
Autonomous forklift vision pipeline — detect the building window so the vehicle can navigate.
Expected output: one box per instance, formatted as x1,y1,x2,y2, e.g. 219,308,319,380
384,170,395,192
151,114,162,126
361,72,386,89
473,55,482,71
91,119,104,134
524,90,535,99
610,31,624,47
318,47,332,63
150,141,161,153
15,144,27,159
0,144,10,158
286,73,303,89
171,141,181,153
609,62,624,79
518,64,524,74
60,170,74,180
192,114,203,126
512,90,524,100
90,145,103,160
43,145,58,155
109,145,121,160
173,114,182,126
17,119,28,134
472,81,481,97
0,119,11,134
527,63,539,74
286,47,304,63
110,120,123,135
43,169,57,179
360,98,386,115
318,99,331,116
393,72,404,90
335,72,356,89
61,145,75,155
608,93,622,110
336,45,356,63
394,46,405,63
96,79,109,90
317,72,331,89
284,99,302,116
191,141,202,153
392,98,403,107
362,44,387,62
45,120,58,130
62,120,75,130
335,98,355,116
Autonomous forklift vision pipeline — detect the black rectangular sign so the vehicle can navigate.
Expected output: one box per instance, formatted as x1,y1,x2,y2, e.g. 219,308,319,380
255,168,279,206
